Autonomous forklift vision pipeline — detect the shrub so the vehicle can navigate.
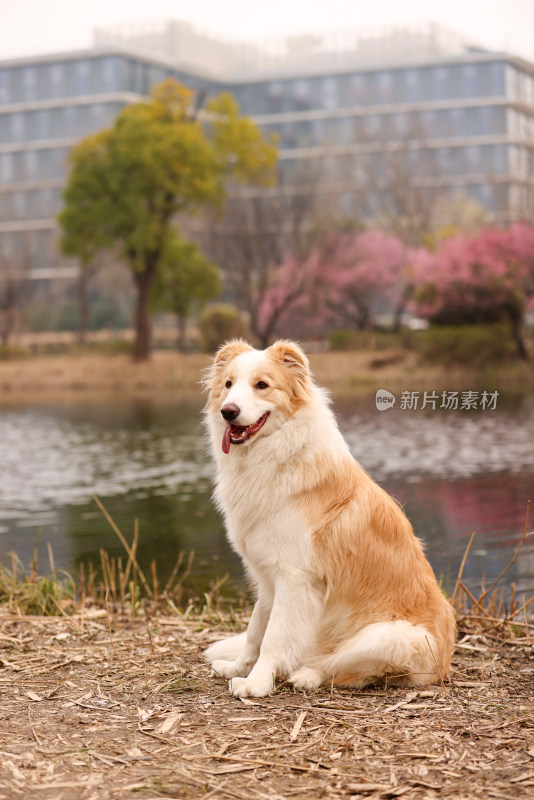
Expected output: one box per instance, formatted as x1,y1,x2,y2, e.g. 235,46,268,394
414,324,517,367
198,304,249,353
328,329,410,352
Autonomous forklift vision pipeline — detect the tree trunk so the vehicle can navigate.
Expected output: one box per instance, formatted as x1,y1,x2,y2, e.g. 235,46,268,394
392,282,414,333
133,268,156,362
509,315,529,360
177,314,187,352
77,270,90,343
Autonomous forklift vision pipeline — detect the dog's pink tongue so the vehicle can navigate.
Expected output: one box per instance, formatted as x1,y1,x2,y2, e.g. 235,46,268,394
222,425,232,454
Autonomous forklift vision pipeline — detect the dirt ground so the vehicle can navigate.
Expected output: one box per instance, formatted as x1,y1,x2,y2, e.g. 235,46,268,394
0,609,532,800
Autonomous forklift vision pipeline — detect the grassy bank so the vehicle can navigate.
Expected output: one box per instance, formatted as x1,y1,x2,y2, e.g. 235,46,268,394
0,342,533,405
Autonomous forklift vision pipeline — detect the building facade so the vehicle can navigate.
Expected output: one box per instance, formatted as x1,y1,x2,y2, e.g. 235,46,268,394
1,22,534,277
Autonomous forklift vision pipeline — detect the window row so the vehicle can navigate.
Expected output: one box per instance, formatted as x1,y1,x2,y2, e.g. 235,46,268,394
280,144,511,185
0,188,63,221
0,229,57,270
0,58,123,104
235,61,507,115
0,147,70,183
507,108,534,141
0,102,123,144
265,105,508,149
0,56,202,106
506,66,534,105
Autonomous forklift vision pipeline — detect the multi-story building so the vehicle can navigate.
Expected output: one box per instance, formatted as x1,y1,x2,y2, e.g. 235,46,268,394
1,21,534,277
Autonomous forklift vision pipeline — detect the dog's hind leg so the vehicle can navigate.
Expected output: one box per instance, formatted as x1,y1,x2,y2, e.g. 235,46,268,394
289,666,324,691
324,620,440,687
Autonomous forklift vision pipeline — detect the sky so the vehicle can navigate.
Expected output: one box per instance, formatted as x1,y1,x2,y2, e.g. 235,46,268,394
1,0,534,62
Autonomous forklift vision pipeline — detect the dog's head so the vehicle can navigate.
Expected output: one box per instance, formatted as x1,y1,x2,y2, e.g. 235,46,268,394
205,339,312,454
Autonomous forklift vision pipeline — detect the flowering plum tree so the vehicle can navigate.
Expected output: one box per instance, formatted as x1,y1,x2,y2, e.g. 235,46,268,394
319,229,409,330
412,224,534,359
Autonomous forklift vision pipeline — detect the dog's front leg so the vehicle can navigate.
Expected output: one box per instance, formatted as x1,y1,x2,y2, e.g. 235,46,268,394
211,591,272,679
229,574,322,698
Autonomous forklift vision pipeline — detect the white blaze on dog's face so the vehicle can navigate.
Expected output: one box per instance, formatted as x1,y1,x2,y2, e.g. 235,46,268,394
207,340,312,454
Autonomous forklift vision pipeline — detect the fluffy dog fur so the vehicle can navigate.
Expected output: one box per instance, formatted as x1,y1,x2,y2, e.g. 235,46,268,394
204,339,456,698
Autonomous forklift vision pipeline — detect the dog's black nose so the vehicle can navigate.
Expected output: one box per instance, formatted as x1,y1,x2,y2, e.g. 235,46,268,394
221,403,240,422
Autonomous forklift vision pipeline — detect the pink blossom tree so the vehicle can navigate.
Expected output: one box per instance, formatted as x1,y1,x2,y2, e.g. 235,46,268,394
412,224,534,359
319,229,410,331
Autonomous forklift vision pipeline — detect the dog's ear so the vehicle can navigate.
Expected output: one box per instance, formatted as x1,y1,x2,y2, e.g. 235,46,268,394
203,339,253,393
269,340,312,405
213,339,253,369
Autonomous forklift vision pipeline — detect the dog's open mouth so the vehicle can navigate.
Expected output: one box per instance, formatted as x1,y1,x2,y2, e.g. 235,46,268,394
222,412,270,454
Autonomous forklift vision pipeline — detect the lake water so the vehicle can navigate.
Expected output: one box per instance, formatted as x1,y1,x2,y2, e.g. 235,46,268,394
0,393,533,602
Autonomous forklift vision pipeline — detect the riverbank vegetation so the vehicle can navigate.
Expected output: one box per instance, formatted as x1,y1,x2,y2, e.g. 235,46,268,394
0,329,533,404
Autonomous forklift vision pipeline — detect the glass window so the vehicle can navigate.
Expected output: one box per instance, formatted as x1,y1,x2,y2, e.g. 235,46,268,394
20,67,38,101
62,106,77,137
295,120,311,147
506,66,519,99
22,150,38,181
463,145,482,173
391,112,409,139
337,116,354,145
0,152,15,183
12,191,26,220
267,81,283,110
88,104,106,131
293,79,311,109
9,112,25,143
376,72,394,105
74,60,92,95
0,70,10,104
310,118,325,145
476,106,491,135
487,62,505,96
320,77,338,109
281,121,296,147
432,67,450,100
461,64,479,98
35,109,50,140
404,69,421,102
349,74,366,105
34,231,52,270
100,57,121,92
364,115,380,141
49,107,62,138
507,108,518,137
445,108,465,137
48,63,66,98
492,144,508,173
420,110,437,138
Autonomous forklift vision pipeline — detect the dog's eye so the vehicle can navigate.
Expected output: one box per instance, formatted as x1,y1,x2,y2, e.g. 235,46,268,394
256,381,269,390
225,380,232,389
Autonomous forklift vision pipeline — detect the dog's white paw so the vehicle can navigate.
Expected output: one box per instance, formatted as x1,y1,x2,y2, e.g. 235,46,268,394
229,675,274,698
289,667,323,691
211,659,244,679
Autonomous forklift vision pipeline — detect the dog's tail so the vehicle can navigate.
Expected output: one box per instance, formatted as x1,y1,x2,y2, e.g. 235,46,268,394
204,632,247,664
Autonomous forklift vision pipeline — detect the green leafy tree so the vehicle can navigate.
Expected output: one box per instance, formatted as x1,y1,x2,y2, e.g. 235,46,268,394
151,232,222,351
59,80,278,360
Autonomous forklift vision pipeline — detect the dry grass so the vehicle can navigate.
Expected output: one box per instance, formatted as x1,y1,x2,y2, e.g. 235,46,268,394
0,607,533,800
0,503,533,799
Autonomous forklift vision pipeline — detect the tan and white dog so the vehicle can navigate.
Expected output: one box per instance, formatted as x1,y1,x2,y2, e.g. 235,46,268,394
204,339,456,698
